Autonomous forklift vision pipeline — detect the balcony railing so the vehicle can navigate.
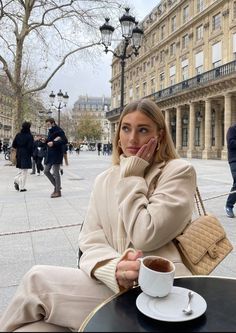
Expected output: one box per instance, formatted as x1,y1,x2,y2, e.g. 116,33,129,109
106,60,236,119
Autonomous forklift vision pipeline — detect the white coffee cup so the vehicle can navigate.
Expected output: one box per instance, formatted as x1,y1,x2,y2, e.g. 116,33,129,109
138,256,175,297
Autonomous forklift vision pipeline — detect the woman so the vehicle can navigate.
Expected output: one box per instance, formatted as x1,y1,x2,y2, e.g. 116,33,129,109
0,99,196,332
12,121,34,192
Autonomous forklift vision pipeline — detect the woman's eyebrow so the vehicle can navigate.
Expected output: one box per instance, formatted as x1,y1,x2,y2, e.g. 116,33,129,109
121,122,151,127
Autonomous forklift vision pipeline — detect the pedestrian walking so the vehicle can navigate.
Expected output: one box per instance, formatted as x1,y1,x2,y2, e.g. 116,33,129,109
97,142,102,156
44,118,68,198
12,121,34,192
33,136,47,175
225,123,236,217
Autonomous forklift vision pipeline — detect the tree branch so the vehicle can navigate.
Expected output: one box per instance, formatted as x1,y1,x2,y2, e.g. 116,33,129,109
24,41,100,95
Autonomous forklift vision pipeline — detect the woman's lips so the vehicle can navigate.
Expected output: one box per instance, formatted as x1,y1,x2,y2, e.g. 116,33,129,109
126,147,140,154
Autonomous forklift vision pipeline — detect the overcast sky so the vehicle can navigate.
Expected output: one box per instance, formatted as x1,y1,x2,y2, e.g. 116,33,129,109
48,0,159,108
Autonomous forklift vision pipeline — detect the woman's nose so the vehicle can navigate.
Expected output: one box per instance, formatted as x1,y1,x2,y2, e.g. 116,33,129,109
129,131,138,143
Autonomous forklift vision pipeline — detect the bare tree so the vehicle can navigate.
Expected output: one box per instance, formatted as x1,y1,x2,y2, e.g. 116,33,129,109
77,112,102,142
0,0,124,134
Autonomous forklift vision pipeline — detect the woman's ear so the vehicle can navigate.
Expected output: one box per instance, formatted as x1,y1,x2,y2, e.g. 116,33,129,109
158,129,164,142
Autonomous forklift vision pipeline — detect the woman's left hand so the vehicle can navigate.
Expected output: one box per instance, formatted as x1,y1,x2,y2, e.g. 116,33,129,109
116,250,143,289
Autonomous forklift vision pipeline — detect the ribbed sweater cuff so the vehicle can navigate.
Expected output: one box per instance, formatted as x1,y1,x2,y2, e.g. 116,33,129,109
94,258,121,294
120,156,149,178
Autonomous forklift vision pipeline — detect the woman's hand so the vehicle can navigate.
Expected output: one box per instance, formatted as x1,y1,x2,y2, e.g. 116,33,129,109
136,137,158,163
116,250,143,289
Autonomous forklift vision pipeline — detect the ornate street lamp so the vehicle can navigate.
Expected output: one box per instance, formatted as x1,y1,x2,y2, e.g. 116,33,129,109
100,8,143,110
49,90,69,126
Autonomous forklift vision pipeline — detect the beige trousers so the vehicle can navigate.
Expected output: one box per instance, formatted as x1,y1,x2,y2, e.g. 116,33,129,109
14,169,28,190
0,265,114,332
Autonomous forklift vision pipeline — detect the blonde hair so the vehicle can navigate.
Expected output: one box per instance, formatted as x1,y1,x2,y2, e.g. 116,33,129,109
112,98,179,165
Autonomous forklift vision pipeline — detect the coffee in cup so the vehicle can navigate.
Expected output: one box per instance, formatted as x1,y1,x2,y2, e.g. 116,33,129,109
138,256,175,297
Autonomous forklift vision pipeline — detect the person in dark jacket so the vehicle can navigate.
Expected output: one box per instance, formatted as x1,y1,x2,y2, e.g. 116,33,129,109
44,118,68,198
225,124,236,217
12,121,34,192
33,135,47,175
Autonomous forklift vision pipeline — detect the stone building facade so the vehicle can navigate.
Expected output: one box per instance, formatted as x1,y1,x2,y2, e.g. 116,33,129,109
107,0,236,160
72,95,111,144
0,76,14,146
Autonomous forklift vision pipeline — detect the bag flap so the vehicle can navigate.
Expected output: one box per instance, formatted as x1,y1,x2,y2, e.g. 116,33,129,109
176,214,226,264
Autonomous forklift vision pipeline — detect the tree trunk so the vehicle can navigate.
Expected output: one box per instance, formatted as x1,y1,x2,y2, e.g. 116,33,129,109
12,90,24,137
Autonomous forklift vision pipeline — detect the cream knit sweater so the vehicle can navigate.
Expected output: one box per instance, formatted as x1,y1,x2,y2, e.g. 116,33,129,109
79,156,196,293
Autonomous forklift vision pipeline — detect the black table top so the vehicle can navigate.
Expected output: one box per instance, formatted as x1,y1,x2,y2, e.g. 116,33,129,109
79,276,236,332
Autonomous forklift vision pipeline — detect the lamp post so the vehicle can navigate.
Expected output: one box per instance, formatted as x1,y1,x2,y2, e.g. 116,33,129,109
49,90,69,126
99,8,143,110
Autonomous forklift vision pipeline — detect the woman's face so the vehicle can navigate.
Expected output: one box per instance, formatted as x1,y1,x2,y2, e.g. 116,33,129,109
119,110,158,157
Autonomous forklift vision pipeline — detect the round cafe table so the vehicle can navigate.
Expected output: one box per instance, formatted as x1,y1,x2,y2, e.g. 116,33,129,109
79,276,236,332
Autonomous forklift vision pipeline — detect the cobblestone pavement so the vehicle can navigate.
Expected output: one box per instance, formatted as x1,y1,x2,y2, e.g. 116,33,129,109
0,152,235,315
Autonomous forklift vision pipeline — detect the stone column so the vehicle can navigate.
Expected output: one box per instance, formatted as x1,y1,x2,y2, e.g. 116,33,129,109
165,109,170,132
187,102,195,158
214,104,221,153
202,99,211,159
222,93,232,160
176,106,182,153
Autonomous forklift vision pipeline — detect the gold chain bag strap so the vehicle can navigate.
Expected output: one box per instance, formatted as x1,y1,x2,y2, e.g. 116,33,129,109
175,187,233,275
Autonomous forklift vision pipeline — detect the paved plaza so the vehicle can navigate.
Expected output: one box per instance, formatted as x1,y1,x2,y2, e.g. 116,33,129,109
0,151,236,316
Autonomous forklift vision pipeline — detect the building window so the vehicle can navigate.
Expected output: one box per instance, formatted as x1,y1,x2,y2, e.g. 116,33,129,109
182,127,188,147
150,56,155,67
234,1,236,19
182,34,189,49
212,41,222,68
169,65,176,85
195,50,204,74
182,65,188,80
161,25,165,39
143,82,147,96
195,126,201,146
212,13,221,30
129,87,133,98
197,0,204,13
152,33,156,46
196,25,203,40
181,59,189,80
233,33,236,59
183,5,189,23
136,86,139,99
160,50,165,62
170,42,176,56
150,77,156,94
160,72,165,90
171,16,177,32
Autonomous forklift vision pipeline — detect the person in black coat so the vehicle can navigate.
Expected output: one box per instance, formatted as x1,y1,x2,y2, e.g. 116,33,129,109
44,118,68,198
12,121,34,192
225,123,236,217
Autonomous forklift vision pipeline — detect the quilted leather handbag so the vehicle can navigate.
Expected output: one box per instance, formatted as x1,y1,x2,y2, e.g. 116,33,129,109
175,187,233,275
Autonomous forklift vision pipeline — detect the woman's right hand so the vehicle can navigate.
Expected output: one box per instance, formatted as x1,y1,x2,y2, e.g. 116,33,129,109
116,250,143,289
136,137,158,163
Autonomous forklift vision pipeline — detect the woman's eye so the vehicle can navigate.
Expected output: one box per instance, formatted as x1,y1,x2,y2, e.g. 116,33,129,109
139,127,148,133
121,125,129,132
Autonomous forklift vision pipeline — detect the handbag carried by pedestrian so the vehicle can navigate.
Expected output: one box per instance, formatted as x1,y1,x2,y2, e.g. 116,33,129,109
175,187,233,275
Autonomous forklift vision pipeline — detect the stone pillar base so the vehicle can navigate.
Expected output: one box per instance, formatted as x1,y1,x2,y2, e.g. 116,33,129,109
187,150,194,158
221,148,228,161
202,149,212,159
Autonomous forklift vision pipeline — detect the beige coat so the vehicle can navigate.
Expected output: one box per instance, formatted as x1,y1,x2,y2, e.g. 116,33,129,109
79,156,197,292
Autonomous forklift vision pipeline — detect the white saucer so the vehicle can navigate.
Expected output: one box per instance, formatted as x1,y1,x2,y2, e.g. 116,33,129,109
136,286,207,322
